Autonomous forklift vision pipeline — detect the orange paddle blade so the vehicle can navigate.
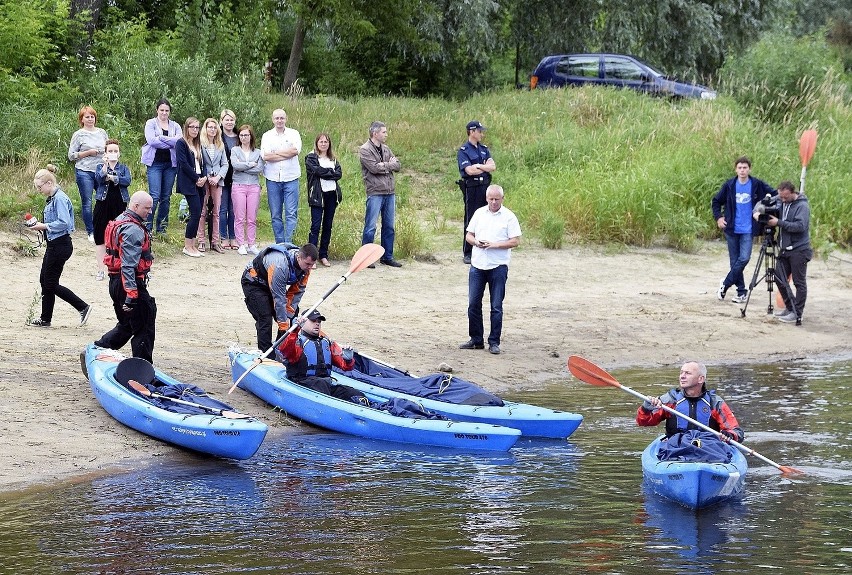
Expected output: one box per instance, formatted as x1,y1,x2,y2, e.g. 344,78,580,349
799,129,817,167
567,355,620,388
779,465,805,476
348,244,385,274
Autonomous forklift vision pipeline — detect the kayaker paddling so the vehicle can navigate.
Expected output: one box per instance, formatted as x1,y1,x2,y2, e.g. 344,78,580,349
636,361,744,443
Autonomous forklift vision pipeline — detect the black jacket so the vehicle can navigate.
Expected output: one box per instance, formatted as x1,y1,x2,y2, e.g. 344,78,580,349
304,151,342,208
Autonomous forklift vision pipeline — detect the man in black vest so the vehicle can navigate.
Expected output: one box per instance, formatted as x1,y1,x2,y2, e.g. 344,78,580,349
241,242,318,352
457,120,496,264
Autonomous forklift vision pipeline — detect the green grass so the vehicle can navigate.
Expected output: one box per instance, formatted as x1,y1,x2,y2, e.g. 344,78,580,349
2,86,850,257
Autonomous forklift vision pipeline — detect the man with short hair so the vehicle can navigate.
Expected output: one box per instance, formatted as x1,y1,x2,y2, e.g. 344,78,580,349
762,181,812,324
95,191,157,363
636,361,744,443
261,109,302,243
459,185,521,355
711,156,776,303
457,120,496,264
276,309,368,403
360,121,403,267
241,242,318,352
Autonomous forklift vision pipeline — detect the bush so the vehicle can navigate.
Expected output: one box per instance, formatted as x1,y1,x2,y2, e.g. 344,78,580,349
83,44,269,134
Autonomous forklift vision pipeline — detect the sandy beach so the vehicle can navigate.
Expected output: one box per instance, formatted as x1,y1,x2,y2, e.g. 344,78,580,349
1,229,850,493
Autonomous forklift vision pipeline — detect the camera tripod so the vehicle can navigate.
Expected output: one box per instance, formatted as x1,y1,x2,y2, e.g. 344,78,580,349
739,227,794,318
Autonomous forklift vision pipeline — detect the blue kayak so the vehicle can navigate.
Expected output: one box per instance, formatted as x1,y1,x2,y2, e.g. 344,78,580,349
332,353,583,439
228,349,521,451
82,344,267,460
641,435,748,509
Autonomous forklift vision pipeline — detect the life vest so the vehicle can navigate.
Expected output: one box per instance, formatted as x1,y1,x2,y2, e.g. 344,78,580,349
250,242,300,283
103,213,153,276
286,333,332,380
665,389,716,437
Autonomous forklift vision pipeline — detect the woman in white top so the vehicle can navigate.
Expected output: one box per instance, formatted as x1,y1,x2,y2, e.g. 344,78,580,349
304,133,343,267
68,105,108,241
198,117,229,253
229,124,265,255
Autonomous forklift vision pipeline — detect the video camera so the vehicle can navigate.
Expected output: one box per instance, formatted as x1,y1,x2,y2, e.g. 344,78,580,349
754,194,780,226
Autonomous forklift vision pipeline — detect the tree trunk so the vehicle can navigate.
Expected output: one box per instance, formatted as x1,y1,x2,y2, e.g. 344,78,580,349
70,0,105,57
283,14,308,91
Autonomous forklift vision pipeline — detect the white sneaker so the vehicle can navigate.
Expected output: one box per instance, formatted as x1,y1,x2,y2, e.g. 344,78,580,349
730,292,748,304
237,244,248,255
717,278,727,301
776,310,798,323
249,245,261,255
87,233,94,243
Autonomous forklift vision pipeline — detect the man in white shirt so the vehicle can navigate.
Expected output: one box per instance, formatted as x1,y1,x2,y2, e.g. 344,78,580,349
459,185,521,355
261,109,302,243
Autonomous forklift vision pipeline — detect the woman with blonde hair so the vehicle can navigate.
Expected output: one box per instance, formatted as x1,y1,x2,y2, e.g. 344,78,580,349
68,105,108,242
28,165,92,327
230,124,264,255
175,117,207,257
219,109,239,248
197,117,228,252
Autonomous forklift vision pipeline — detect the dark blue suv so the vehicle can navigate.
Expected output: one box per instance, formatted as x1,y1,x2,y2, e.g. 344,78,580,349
530,53,716,100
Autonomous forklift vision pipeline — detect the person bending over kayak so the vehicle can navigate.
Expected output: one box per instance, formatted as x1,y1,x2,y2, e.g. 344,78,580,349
276,309,368,404
636,361,744,443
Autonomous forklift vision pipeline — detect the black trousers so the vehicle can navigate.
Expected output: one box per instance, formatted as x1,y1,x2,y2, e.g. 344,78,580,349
242,278,282,352
462,182,488,257
776,247,812,318
295,376,367,403
95,274,157,364
39,234,87,322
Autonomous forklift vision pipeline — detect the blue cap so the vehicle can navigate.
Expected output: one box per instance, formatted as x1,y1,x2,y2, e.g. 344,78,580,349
466,120,486,131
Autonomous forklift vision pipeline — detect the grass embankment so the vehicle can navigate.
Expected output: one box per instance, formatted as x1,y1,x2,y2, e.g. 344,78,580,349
2,88,849,258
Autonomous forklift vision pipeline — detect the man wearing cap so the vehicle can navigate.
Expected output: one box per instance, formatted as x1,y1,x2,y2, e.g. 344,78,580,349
457,120,496,264
276,309,368,403
242,242,318,352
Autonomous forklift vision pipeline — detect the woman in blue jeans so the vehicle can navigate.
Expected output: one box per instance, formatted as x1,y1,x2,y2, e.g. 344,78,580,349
67,105,108,241
141,98,182,233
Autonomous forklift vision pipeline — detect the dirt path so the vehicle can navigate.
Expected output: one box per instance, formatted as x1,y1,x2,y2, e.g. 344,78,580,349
2,230,850,492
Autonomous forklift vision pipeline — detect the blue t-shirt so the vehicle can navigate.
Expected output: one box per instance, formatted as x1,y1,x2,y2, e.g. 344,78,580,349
734,179,753,234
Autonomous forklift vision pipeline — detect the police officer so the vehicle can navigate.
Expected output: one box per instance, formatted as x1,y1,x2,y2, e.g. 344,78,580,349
457,120,496,264
95,191,157,363
241,242,318,352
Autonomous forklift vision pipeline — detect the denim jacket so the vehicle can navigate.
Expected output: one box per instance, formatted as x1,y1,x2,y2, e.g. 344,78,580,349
42,187,76,241
94,162,132,202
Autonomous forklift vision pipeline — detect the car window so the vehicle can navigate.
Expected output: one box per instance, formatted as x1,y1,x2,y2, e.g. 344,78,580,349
556,56,598,78
603,57,644,81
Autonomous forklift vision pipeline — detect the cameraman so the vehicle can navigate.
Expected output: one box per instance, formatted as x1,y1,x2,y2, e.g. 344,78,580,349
757,181,812,324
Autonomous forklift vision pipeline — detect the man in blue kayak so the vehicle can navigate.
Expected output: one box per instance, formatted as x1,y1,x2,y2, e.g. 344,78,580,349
636,361,744,443
276,309,368,404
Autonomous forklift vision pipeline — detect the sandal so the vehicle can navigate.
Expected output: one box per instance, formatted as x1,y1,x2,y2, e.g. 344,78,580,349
212,243,225,254
198,241,206,252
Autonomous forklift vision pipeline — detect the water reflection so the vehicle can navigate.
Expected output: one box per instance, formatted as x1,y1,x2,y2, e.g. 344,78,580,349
0,360,850,574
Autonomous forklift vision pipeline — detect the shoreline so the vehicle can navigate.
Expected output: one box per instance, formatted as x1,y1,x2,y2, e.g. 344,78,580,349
2,231,850,494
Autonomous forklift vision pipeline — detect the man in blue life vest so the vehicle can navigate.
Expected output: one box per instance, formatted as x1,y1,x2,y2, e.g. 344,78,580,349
276,309,368,403
457,120,496,264
711,156,776,303
95,191,156,363
241,242,318,352
636,361,744,443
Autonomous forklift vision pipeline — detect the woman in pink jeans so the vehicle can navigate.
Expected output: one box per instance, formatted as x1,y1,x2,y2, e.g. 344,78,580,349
198,118,229,252
230,124,265,255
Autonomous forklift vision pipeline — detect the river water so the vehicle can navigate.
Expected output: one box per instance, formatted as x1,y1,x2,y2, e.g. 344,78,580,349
1,360,850,574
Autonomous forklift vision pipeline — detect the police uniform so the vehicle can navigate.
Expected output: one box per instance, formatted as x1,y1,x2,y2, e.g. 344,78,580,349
457,122,493,259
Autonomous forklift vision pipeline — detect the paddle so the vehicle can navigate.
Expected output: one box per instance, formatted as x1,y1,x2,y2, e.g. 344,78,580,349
128,380,251,419
798,129,817,195
228,243,385,394
567,355,803,476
